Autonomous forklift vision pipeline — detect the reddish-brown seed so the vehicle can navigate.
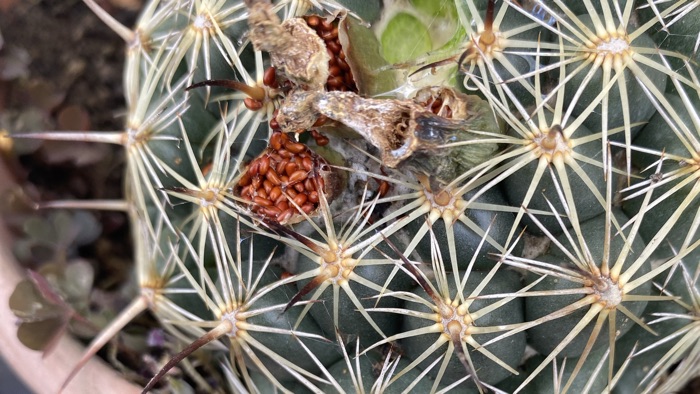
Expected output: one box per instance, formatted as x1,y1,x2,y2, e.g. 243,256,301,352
304,178,314,191
302,156,313,171
247,160,260,177
269,186,282,201
327,76,343,90
266,170,281,185
254,196,273,207
276,159,289,175
286,188,298,198
285,162,299,176
327,48,337,65
263,179,273,194
269,117,279,130
337,57,350,71
339,50,346,60
270,132,283,151
257,188,268,199
306,15,320,27
278,209,294,223
262,206,282,217
327,41,341,54
321,29,338,41
315,133,330,146
201,162,213,177
293,193,308,206
301,203,315,214
279,149,293,159
240,186,253,199
321,19,333,31
284,141,306,154
344,72,355,86
378,181,390,198
269,153,283,162
278,200,289,212
308,191,319,203
329,65,342,77
251,177,261,191
289,170,308,184
294,183,306,193
238,173,251,187
313,116,328,127
263,67,277,87
244,97,264,111
259,156,270,176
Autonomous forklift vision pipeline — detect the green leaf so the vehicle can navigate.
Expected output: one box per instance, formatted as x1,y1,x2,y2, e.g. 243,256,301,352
16,318,66,352
381,13,432,64
9,280,58,320
410,0,457,19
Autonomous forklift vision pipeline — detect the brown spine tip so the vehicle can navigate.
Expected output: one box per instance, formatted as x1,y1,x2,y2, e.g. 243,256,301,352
142,322,232,393
186,79,266,101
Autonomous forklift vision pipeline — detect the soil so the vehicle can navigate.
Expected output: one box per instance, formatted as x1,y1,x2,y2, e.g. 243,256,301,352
0,0,141,281
1,1,138,129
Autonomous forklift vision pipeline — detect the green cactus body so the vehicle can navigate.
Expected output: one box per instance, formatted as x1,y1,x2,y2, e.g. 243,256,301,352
9,0,700,393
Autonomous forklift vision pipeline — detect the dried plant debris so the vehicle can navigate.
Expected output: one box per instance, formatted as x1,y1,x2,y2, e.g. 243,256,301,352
243,0,499,183
246,0,330,89
276,87,501,180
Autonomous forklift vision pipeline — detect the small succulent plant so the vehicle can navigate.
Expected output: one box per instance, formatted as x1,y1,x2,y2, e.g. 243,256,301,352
9,0,700,393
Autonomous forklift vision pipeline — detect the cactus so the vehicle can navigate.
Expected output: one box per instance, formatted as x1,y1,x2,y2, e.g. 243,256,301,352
7,0,700,392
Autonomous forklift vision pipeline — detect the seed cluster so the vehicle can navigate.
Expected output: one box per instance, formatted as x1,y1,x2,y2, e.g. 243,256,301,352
237,131,330,224
304,15,357,93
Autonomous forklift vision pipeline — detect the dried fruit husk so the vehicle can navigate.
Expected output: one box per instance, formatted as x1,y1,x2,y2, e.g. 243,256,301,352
408,86,501,181
247,1,330,89
277,86,501,182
